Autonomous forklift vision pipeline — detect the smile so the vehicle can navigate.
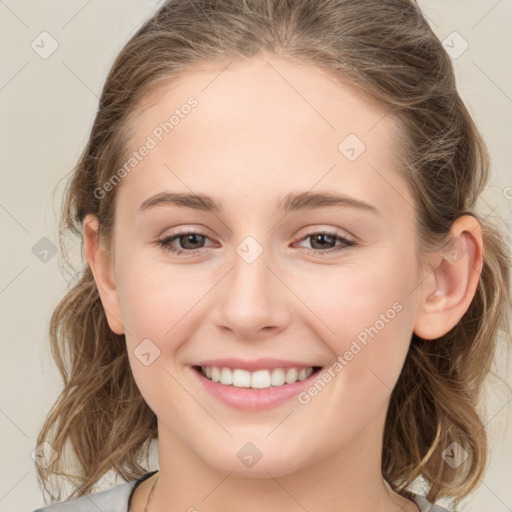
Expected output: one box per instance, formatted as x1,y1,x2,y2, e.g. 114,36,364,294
197,365,319,389
191,364,323,410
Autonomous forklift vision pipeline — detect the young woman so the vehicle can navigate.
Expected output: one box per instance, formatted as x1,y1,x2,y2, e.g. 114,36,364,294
31,1,511,511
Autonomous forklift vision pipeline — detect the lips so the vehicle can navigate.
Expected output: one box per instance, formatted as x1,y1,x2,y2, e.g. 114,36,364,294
189,358,324,410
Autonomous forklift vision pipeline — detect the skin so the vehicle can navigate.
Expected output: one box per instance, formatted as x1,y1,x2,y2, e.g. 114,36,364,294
83,54,483,512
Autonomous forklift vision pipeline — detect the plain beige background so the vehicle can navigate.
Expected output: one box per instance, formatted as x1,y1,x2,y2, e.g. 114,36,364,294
1,1,511,511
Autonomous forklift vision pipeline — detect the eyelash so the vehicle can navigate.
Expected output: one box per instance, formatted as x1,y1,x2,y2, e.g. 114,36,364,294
157,229,357,257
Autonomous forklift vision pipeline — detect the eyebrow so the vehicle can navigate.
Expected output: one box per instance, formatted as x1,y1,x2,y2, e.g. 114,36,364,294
138,191,380,215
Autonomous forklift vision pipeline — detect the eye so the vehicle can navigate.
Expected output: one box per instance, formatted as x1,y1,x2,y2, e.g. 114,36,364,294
293,230,356,256
157,228,357,257
157,229,214,256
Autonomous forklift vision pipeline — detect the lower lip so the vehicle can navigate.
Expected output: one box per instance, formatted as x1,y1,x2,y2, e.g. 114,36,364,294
190,366,321,410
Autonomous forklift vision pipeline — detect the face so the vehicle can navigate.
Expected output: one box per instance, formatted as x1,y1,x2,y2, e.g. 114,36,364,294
100,55,425,477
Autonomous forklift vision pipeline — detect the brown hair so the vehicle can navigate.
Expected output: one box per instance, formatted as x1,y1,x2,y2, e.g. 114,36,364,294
36,0,511,508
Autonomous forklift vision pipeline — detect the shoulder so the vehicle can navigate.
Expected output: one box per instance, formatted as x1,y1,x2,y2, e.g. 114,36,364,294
28,481,135,512
28,471,158,512
411,492,453,512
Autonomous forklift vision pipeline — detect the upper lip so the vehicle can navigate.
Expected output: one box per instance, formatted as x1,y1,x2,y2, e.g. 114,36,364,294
193,358,321,372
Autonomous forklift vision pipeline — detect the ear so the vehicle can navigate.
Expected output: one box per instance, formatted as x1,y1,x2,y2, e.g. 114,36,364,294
413,215,484,340
82,214,125,335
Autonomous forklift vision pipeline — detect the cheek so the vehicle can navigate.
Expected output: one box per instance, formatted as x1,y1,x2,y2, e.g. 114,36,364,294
295,254,417,390
296,257,414,341
290,265,416,444
115,244,207,338
116,253,204,414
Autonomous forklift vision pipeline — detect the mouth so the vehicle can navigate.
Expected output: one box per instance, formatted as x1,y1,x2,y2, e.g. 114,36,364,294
192,365,323,389
190,364,324,410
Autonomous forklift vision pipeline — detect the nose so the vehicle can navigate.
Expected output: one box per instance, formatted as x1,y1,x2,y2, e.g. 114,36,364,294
213,242,290,341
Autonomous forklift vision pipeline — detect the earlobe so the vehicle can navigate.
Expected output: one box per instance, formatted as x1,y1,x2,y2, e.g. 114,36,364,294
413,215,484,340
82,214,125,335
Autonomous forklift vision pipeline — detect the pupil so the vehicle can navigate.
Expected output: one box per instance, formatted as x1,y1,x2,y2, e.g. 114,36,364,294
182,234,203,249
312,234,334,249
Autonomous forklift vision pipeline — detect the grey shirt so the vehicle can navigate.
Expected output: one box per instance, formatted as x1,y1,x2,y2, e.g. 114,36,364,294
30,470,451,512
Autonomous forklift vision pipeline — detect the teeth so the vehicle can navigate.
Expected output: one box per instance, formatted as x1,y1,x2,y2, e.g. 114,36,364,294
233,369,251,387
285,368,298,384
220,367,233,385
271,368,285,386
199,366,315,389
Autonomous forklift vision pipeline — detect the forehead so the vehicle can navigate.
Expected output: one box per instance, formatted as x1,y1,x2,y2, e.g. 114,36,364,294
131,56,395,143
116,56,411,219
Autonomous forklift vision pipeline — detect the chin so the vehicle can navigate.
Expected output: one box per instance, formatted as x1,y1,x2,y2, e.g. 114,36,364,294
200,445,311,479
